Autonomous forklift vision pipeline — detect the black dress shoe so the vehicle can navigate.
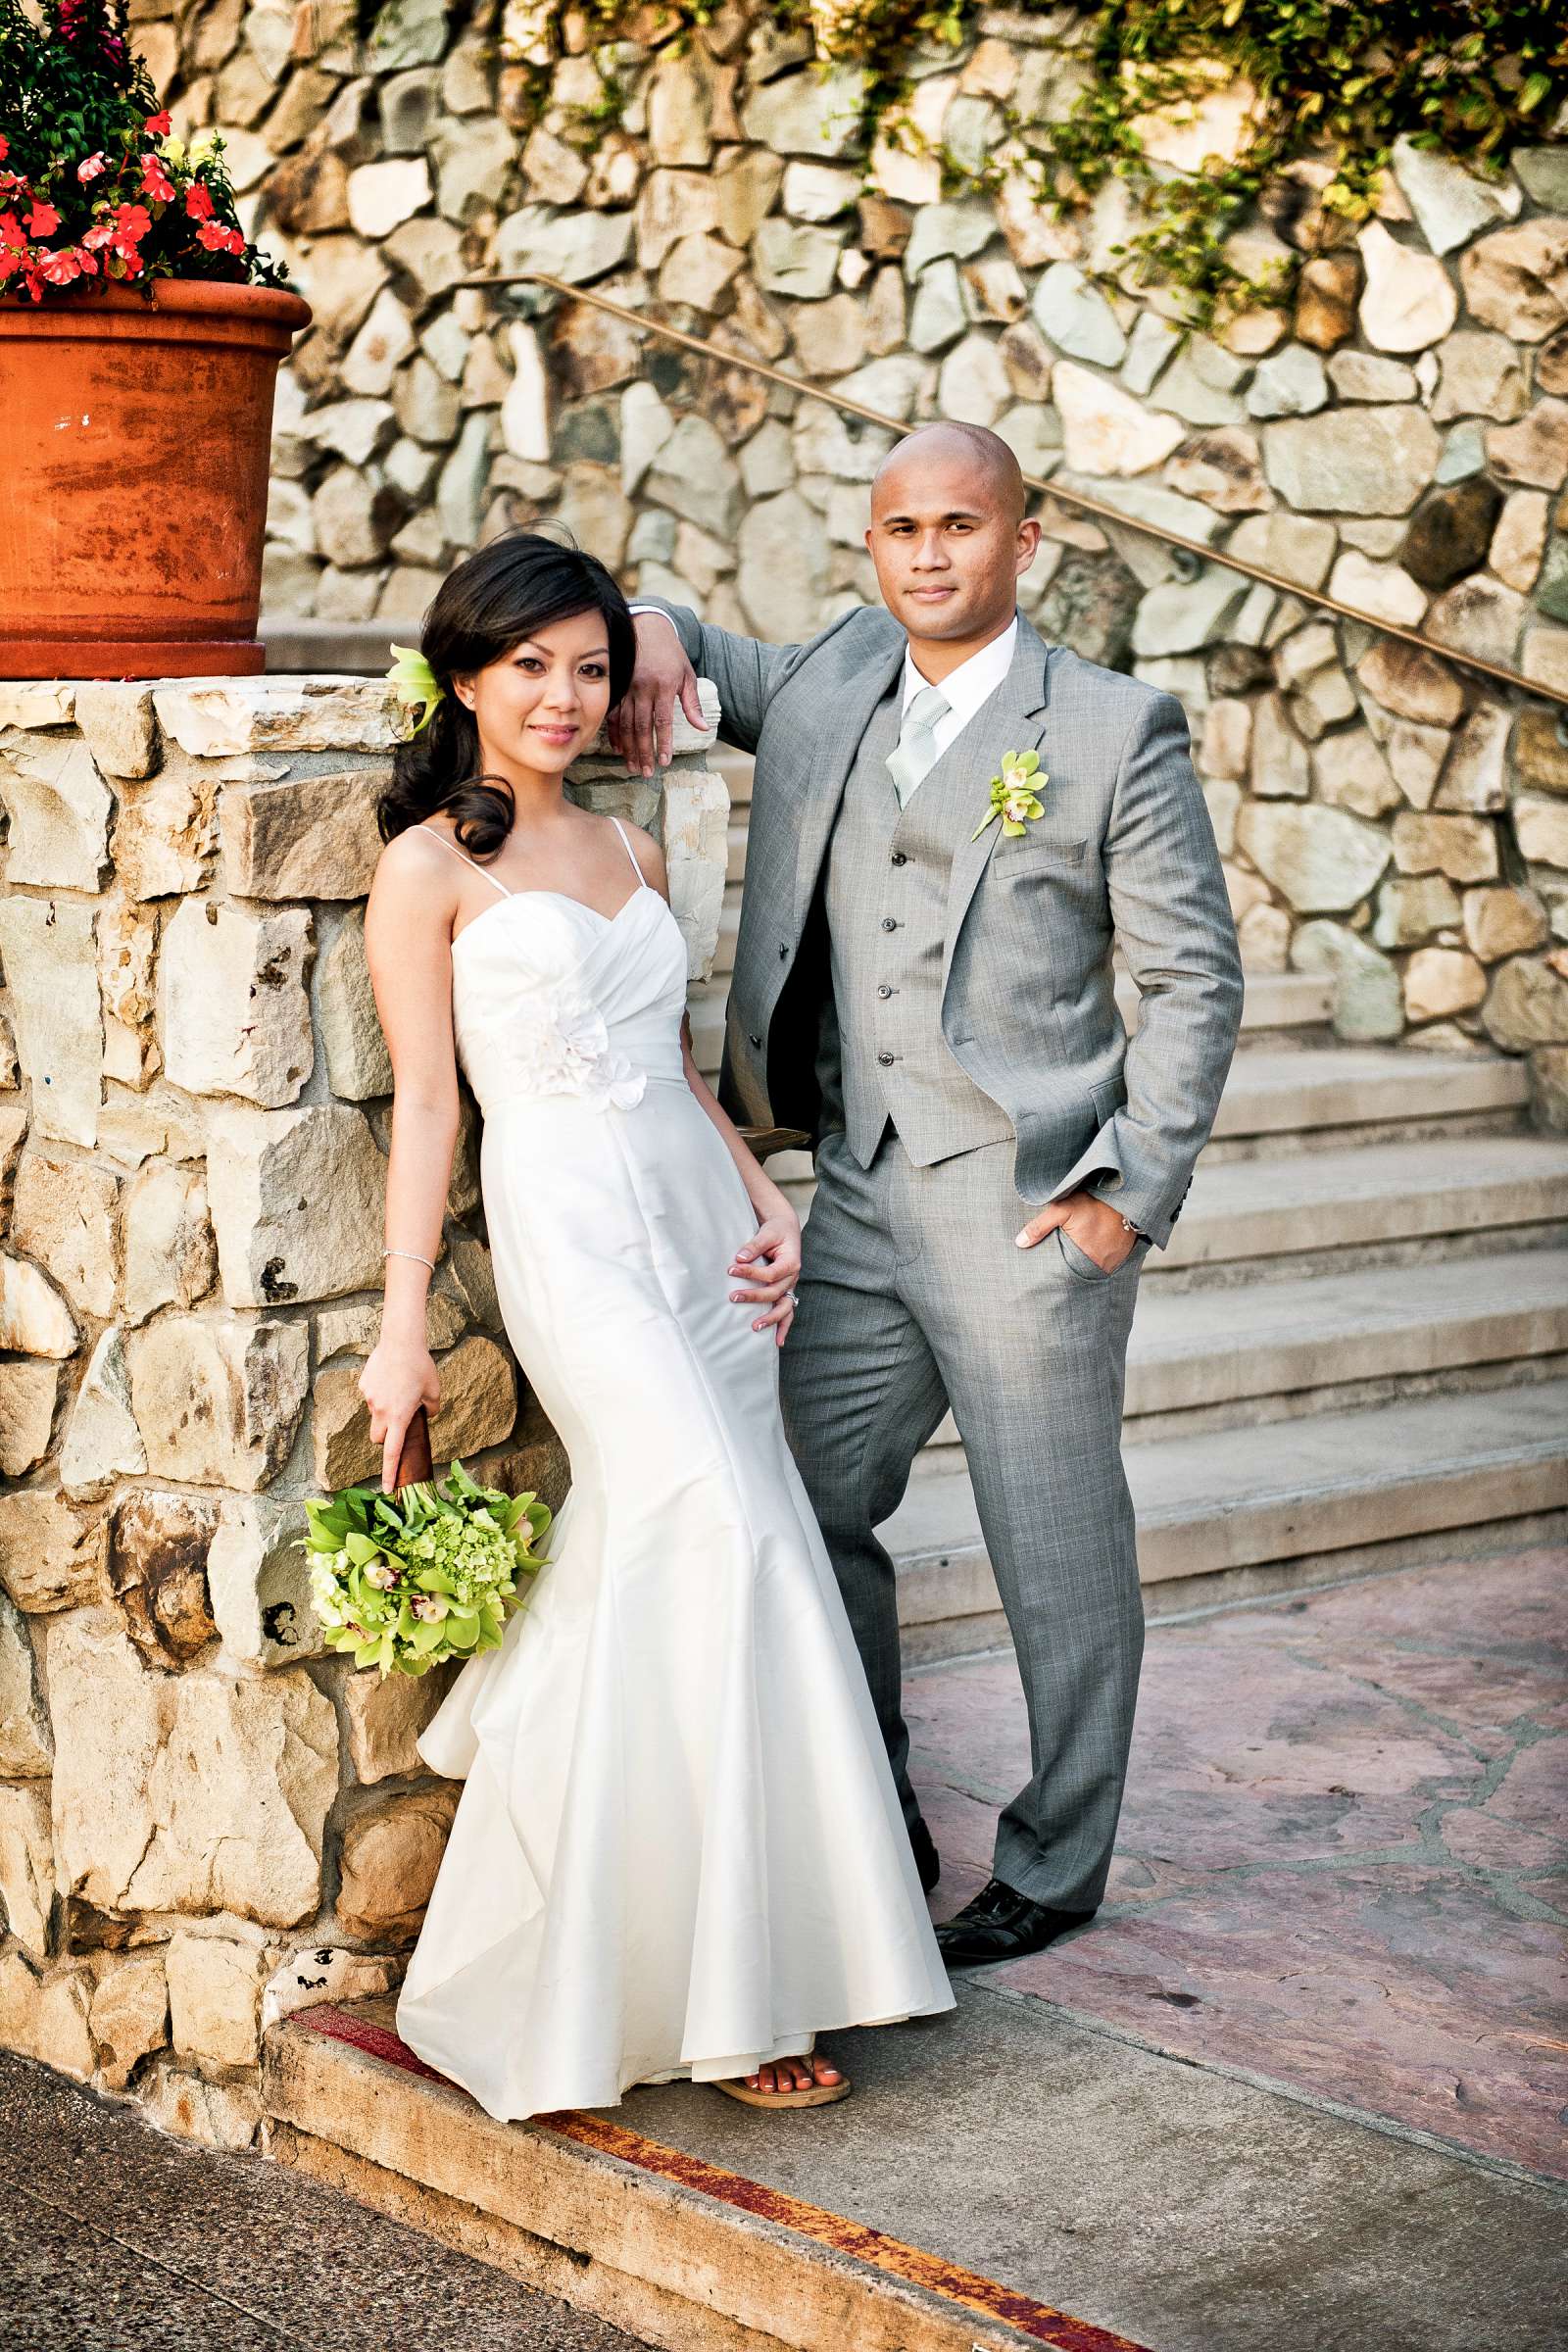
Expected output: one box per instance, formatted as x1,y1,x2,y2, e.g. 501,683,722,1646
934,1879,1095,1968
908,1817,940,1894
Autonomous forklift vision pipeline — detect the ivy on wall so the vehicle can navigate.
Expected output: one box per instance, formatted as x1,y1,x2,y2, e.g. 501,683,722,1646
442,0,1567,324
1028,1,1568,321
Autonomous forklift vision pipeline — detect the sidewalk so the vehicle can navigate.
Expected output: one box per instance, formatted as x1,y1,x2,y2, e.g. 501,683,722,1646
0,2047,648,2352
266,1540,1568,2352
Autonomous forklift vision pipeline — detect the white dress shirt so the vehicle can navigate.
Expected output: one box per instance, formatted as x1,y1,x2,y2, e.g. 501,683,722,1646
628,604,1020,784
899,614,1017,768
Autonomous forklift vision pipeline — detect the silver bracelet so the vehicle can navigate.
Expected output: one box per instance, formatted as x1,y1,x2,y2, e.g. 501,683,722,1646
382,1247,435,1274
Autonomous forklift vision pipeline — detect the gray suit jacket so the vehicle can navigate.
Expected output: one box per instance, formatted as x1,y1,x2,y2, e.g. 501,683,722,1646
646,599,1243,1249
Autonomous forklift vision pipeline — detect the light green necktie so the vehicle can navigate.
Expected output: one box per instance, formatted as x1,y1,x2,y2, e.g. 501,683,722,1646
886,681,951,808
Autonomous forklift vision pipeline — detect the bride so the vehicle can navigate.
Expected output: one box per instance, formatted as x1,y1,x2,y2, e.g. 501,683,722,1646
358,530,954,2121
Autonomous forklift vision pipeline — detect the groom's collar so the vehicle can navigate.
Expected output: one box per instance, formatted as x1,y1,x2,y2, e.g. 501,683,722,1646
897,609,1054,723
901,613,1019,727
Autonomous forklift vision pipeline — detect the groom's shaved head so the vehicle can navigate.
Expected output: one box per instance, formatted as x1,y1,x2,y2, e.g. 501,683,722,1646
865,420,1040,662
872,422,1027,526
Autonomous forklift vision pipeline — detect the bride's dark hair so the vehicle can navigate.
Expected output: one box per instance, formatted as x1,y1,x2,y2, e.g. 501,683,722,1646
377,531,637,858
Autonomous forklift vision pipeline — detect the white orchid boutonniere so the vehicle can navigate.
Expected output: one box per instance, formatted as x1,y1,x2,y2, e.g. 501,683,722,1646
971,748,1048,842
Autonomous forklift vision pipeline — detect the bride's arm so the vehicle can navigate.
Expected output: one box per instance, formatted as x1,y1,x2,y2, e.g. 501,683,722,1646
631,827,802,1347
359,834,463,1484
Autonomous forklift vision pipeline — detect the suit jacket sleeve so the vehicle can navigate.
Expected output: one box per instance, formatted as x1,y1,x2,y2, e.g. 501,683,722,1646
630,597,802,757
1047,691,1244,1249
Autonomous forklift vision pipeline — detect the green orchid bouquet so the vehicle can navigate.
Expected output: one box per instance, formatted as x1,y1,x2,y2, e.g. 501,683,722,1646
298,1458,553,1679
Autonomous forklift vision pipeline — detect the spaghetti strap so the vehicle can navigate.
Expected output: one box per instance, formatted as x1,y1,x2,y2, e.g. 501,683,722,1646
610,815,647,890
413,822,514,900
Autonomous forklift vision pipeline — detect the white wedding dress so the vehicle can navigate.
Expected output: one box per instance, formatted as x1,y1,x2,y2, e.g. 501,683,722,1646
394,817,954,2121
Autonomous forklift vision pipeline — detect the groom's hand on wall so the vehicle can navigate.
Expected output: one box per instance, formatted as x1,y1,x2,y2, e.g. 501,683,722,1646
610,611,707,777
1015,1190,1141,1274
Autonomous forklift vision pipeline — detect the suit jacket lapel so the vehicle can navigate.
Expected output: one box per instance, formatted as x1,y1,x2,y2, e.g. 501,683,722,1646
790,629,907,926
941,618,1054,998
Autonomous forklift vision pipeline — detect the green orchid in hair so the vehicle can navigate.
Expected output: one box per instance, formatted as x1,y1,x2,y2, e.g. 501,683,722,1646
971,748,1048,841
386,643,446,735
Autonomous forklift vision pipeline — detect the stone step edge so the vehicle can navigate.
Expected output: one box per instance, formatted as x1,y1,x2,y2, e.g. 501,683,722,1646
889,1386,1568,1613
265,2003,1150,2352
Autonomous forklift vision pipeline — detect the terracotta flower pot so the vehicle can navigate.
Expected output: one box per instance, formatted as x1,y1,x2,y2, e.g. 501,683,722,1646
0,277,312,680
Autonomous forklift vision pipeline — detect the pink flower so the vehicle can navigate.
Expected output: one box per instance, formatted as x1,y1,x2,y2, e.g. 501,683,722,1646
81,221,115,251
26,200,60,237
138,153,174,203
76,152,107,183
39,250,82,285
196,218,245,256
185,181,214,221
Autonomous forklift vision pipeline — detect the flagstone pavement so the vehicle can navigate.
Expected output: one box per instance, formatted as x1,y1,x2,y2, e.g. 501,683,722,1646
912,1543,1567,2182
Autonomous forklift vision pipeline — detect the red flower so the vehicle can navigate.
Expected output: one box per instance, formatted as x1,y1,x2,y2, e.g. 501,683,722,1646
138,154,174,203
0,210,24,252
0,134,9,162
196,218,245,256
77,152,108,183
26,200,60,237
185,181,215,221
113,203,153,243
143,111,172,137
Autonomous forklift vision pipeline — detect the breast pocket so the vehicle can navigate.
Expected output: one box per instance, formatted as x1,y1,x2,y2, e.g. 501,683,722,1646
996,835,1089,879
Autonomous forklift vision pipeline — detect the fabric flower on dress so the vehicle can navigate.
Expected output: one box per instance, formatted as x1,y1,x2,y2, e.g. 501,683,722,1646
467,968,646,1113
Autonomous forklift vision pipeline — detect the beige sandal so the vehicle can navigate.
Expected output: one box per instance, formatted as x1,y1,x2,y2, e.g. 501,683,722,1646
713,2068,852,2109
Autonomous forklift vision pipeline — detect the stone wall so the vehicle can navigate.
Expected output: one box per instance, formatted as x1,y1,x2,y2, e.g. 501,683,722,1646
0,670,724,2138
138,0,1568,1111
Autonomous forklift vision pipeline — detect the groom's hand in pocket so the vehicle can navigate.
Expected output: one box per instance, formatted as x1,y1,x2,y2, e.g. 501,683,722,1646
1015,1189,1138,1274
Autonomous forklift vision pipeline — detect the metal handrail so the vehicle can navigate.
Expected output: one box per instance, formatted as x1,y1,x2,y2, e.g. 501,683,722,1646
458,268,1568,715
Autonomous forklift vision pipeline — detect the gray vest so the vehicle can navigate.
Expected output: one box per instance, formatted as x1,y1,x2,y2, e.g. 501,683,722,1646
821,685,1015,1169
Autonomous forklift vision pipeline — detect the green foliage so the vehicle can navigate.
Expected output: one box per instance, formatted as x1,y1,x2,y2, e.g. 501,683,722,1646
488,0,1567,323
1034,0,1568,320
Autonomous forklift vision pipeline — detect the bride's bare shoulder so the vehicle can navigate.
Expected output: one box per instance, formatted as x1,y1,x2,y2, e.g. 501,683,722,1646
617,817,666,886
368,823,463,930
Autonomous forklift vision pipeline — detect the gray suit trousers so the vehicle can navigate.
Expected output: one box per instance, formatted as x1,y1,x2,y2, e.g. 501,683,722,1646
779,1127,1149,1914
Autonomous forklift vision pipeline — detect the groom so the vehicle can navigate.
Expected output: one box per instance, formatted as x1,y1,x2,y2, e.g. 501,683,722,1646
620,422,1243,1964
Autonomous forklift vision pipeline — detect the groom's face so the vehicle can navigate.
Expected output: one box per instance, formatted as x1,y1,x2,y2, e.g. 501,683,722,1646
865,452,1038,645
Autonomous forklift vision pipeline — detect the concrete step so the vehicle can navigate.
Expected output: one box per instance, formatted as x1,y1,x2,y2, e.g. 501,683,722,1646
266,2000,1069,2352
714,747,754,808
1209,1045,1529,1153
886,1379,1568,1648
1129,1245,1568,1406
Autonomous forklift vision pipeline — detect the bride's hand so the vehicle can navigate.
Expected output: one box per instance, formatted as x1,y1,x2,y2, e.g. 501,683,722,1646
359,1340,442,1491
729,1210,802,1348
